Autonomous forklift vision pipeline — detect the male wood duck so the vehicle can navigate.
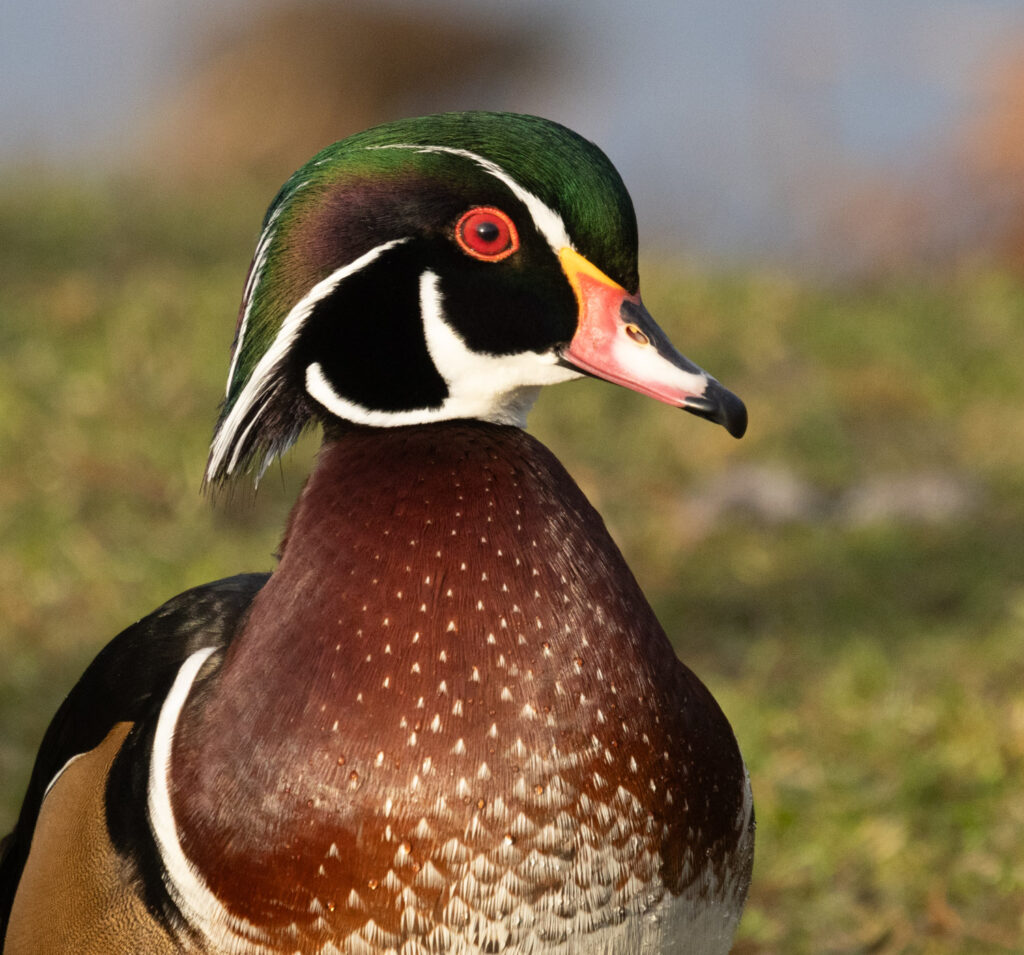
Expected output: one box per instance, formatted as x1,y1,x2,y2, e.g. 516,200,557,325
1,112,753,954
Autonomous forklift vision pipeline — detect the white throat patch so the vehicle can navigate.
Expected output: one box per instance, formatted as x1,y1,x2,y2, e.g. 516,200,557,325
306,270,581,428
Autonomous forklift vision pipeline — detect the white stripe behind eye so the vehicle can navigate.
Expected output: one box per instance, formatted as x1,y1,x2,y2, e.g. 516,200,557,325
207,237,410,482
371,144,573,255
212,144,573,478
227,205,284,399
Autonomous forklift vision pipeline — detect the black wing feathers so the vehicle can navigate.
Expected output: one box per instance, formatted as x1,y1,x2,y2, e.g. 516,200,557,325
0,573,268,940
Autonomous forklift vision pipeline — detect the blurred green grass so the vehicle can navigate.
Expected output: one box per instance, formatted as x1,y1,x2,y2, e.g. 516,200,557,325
1,179,1022,953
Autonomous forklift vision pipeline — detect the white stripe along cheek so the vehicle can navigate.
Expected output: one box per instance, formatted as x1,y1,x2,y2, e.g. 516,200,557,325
371,143,574,255
207,237,411,482
304,271,581,429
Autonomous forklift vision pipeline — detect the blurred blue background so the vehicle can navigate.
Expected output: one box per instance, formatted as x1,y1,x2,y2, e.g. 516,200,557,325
5,0,1024,270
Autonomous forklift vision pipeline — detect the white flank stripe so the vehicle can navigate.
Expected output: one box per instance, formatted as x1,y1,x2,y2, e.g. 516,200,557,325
147,647,271,951
41,751,87,801
207,237,410,481
372,143,573,254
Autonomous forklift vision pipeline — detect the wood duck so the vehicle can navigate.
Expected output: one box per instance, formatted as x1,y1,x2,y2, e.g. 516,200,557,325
1,112,753,954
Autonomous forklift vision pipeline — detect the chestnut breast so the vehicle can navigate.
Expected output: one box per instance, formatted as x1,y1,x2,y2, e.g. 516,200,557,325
170,422,749,950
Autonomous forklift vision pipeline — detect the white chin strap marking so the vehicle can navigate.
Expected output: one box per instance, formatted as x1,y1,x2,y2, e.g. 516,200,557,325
307,270,581,429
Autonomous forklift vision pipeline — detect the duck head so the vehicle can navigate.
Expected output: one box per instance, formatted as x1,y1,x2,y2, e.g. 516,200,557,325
206,111,746,484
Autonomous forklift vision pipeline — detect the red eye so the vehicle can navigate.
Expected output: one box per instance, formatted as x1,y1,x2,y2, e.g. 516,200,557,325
455,207,519,261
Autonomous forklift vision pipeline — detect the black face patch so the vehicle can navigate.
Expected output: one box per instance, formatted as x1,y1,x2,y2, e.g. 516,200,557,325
436,242,578,357
293,245,449,415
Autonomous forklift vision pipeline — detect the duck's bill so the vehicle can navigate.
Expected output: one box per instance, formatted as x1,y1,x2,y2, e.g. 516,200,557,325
556,248,747,438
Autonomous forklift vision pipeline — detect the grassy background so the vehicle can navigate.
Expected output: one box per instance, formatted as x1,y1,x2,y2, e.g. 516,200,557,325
1,179,1022,953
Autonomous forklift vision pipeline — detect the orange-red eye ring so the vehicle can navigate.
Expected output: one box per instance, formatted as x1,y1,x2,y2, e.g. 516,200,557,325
455,207,519,262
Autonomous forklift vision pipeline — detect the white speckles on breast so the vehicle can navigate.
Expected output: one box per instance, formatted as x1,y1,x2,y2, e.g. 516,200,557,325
508,738,528,760
192,432,753,955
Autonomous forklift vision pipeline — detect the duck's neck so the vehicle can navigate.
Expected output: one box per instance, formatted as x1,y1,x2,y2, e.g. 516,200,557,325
230,420,673,696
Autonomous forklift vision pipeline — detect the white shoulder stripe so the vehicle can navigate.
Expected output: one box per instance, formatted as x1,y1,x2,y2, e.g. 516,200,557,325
147,647,272,950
